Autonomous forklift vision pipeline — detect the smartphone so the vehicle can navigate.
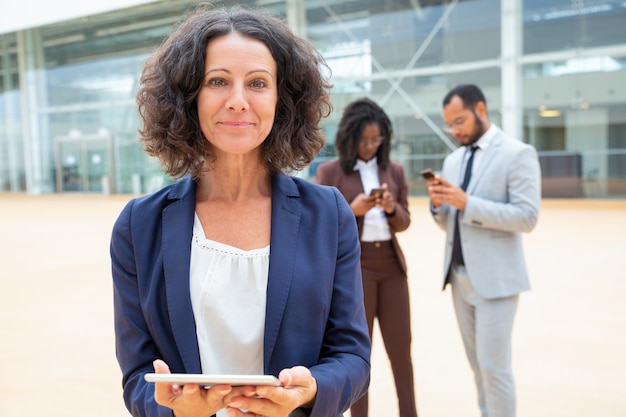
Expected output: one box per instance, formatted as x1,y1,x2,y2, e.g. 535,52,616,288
144,373,281,387
419,168,436,180
369,187,385,198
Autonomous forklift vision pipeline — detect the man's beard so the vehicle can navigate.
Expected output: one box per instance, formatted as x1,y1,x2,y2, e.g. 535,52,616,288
467,112,484,146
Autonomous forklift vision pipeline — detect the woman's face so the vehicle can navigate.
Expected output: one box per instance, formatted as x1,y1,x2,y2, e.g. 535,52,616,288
357,123,383,162
197,33,278,160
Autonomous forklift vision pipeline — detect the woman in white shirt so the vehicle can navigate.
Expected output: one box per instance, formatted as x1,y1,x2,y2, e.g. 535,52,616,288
316,98,418,417
111,7,370,417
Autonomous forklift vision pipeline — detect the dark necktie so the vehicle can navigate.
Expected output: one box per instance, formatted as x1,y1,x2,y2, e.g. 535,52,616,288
451,145,478,266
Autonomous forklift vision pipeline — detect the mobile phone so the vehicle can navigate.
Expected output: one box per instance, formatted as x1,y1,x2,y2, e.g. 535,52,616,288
419,168,436,180
370,187,385,198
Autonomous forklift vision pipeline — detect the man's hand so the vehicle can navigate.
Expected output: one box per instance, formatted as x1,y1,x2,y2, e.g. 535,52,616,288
426,177,468,210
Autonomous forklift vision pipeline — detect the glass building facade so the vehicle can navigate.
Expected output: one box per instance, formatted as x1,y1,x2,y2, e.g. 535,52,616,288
1,0,625,197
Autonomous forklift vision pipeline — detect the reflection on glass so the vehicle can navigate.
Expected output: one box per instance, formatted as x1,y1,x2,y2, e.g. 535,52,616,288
523,0,626,53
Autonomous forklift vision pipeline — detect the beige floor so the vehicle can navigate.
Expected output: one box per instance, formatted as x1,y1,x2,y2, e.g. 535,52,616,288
1,194,625,417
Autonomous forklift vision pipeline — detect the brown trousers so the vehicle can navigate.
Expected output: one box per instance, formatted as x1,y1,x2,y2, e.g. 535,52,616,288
350,241,418,417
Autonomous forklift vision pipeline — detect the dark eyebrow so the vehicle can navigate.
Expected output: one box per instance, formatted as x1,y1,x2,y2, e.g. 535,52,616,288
204,68,274,77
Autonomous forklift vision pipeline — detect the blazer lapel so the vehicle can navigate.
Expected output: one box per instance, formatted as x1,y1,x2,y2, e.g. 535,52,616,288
264,173,301,371
446,148,465,188
467,133,502,194
162,176,202,373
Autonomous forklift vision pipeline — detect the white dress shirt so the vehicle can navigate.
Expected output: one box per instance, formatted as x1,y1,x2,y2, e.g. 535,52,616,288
354,157,392,242
459,123,497,183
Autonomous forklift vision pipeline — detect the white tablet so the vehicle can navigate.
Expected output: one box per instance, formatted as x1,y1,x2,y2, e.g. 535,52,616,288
144,373,281,387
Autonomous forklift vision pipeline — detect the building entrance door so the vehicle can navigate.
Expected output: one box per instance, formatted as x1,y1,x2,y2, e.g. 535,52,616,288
55,133,114,193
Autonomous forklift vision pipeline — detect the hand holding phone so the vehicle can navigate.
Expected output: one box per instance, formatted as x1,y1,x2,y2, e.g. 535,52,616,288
420,168,436,181
369,187,385,198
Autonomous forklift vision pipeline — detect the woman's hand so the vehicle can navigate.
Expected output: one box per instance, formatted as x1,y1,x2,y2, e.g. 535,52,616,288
152,359,232,417
223,366,317,417
350,193,377,216
378,183,396,215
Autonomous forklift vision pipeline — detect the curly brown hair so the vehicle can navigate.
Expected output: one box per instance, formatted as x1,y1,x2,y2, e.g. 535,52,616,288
334,97,393,174
137,5,333,179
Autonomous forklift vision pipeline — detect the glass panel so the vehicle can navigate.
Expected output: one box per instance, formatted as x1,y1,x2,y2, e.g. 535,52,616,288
523,62,626,198
36,0,279,195
45,55,142,107
37,0,207,195
308,0,500,95
85,139,109,193
5,0,624,198
307,0,502,193
523,55,626,79
0,33,24,192
59,141,83,192
521,2,626,197
523,0,626,54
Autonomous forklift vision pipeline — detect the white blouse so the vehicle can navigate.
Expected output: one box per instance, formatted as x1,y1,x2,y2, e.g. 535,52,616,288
189,213,269,415
353,157,392,242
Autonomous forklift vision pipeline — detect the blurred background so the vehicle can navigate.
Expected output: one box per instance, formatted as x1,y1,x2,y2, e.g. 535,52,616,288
0,0,625,198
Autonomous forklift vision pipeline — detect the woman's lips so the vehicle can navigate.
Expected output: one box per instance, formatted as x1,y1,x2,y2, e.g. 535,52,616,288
220,121,254,128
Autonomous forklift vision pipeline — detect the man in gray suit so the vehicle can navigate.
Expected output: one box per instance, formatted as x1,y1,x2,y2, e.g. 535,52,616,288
426,84,541,417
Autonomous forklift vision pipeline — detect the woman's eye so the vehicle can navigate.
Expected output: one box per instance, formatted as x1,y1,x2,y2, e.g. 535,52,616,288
208,78,226,87
250,79,267,89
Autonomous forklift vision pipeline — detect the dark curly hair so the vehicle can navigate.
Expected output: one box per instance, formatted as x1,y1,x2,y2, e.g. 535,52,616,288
137,5,332,179
334,97,393,174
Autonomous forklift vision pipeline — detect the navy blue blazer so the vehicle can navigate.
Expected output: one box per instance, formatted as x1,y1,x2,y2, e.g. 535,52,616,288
111,173,371,417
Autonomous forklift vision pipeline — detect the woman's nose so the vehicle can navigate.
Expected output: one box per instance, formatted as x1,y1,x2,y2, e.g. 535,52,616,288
226,85,248,111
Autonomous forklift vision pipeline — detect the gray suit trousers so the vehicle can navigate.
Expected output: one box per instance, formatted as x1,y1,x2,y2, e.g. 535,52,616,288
450,265,519,417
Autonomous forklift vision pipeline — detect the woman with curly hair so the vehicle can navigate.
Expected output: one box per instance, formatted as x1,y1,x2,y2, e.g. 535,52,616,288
111,6,370,417
317,97,418,417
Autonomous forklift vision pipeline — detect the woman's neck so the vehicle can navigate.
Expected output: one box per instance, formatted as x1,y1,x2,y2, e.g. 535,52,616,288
197,159,271,203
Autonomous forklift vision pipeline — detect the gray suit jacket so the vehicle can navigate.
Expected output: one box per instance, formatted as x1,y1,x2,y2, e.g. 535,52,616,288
432,128,541,299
